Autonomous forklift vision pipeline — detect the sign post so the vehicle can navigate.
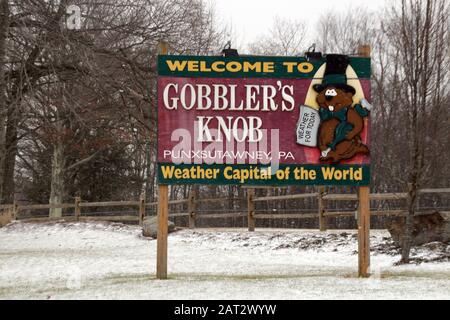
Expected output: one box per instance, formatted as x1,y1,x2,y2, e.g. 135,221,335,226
156,184,169,279
156,41,169,280
155,44,372,279
358,186,370,277
357,45,371,278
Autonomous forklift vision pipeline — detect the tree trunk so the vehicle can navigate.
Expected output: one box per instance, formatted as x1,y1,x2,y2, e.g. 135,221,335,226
49,140,66,218
0,0,10,204
2,114,18,204
401,183,418,263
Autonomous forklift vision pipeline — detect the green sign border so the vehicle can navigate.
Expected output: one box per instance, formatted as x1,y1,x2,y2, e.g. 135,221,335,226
158,164,370,186
157,55,372,187
158,55,371,79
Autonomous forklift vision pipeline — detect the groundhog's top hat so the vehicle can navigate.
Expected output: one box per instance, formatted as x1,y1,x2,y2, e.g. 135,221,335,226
313,54,356,95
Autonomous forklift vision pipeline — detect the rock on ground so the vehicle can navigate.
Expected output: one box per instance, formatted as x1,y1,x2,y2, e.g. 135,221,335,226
142,216,175,238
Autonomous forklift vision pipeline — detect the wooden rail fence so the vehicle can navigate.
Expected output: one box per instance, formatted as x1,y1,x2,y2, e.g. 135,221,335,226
1,188,449,230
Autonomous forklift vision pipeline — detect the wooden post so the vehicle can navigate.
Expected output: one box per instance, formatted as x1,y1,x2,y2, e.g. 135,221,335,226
188,189,197,229
157,185,169,279
156,40,170,280
12,201,18,220
358,45,371,58
4,205,14,224
318,186,327,232
158,41,169,56
247,188,255,232
75,197,81,221
357,44,371,278
358,186,371,277
139,194,146,226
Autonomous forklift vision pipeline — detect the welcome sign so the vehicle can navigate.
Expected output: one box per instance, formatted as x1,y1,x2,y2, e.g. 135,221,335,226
157,55,371,186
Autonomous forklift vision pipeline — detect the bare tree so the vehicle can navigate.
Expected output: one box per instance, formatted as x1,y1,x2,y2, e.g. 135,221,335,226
312,3,450,236
315,7,377,54
248,16,307,56
4,0,225,215
382,0,450,263
0,0,10,204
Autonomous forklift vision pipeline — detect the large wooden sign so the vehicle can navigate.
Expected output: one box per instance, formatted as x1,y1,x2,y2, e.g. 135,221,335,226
157,54,371,186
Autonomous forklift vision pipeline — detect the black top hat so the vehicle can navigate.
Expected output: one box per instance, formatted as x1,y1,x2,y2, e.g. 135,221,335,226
313,54,356,95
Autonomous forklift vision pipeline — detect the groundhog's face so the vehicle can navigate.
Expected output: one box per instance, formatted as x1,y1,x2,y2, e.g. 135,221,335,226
316,87,354,112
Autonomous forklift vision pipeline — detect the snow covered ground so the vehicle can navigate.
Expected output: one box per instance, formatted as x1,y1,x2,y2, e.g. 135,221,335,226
0,221,449,300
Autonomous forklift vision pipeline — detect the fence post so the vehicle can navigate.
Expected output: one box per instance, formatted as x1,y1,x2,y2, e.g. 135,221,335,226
247,188,255,232
318,186,327,231
5,205,13,224
12,201,18,220
75,197,81,221
188,189,197,229
139,194,146,226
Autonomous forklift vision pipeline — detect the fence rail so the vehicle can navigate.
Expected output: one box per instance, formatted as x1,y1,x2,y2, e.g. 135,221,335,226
1,187,449,230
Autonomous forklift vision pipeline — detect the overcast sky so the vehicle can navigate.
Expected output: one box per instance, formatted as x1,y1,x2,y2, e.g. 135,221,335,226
214,0,386,50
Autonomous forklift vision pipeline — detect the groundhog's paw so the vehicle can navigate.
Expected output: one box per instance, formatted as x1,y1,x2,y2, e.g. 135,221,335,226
358,145,370,155
345,132,357,141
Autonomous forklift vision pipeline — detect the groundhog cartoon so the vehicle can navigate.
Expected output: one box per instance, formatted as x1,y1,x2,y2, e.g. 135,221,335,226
313,54,371,163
